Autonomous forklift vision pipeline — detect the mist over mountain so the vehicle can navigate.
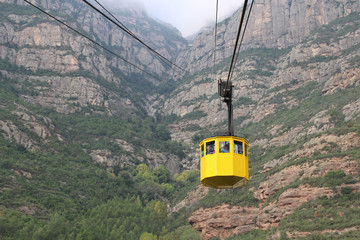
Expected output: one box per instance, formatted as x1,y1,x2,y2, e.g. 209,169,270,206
0,0,360,239
102,0,146,10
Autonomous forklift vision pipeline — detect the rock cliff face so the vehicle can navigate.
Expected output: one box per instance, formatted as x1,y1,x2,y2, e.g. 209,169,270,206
187,132,360,240
157,0,360,145
156,0,360,239
0,0,187,172
0,0,187,108
175,0,360,75
189,204,260,240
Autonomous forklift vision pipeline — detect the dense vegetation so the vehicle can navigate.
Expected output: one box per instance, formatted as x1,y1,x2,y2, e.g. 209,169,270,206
0,134,199,239
0,68,201,239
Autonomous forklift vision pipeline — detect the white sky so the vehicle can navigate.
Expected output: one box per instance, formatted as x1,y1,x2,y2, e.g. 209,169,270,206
102,0,244,37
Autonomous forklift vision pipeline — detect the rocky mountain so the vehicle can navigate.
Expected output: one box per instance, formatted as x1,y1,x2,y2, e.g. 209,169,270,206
159,0,360,134
153,0,360,239
174,0,360,75
0,0,360,239
0,0,189,172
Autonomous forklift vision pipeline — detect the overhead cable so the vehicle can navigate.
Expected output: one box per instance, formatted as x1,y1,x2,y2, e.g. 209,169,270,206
82,0,186,73
23,0,163,81
93,0,133,37
213,0,219,79
225,0,249,90
230,0,255,81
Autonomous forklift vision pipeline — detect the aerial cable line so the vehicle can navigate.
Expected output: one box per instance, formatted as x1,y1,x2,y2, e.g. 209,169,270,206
93,0,133,37
83,0,186,73
23,0,163,82
229,0,255,81
213,0,219,79
81,0,186,73
224,0,249,91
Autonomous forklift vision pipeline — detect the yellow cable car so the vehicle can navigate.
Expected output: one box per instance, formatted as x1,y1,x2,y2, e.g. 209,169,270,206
200,136,249,189
199,80,249,189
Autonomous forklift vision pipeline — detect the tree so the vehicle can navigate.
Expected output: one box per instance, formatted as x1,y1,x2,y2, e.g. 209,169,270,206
136,164,155,181
153,165,170,183
140,232,158,240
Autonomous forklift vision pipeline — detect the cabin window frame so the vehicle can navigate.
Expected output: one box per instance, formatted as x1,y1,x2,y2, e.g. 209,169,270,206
234,140,243,155
206,141,215,155
219,141,230,153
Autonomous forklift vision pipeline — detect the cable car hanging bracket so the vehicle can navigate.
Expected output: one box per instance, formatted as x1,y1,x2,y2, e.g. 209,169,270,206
218,79,234,136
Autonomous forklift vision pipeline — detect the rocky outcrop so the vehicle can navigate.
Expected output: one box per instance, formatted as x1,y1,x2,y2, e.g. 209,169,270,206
0,0,189,118
254,133,360,200
0,0,191,180
0,22,82,72
176,0,360,74
256,184,335,229
172,185,209,212
259,131,360,175
188,149,360,239
285,226,360,239
0,104,55,150
11,108,53,139
343,99,360,121
90,149,127,167
0,120,39,151
141,148,180,174
20,75,107,114
161,28,360,149
255,158,359,201
2,0,187,75
90,142,181,174
189,181,360,240
189,204,259,240
322,63,360,95
157,0,360,150
0,15,133,114
258,182,360,230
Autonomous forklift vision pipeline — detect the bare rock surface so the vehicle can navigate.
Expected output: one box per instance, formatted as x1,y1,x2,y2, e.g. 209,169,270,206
188,153,359,239
189,204,259,240
172,185,209,213
189,182,360,239
255,157,359,201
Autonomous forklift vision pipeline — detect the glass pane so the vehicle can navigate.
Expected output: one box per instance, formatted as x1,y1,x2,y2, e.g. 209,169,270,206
245,144,248,156
234,140,243,154
206,141,215,155
219,141,230,153
201,144,204,157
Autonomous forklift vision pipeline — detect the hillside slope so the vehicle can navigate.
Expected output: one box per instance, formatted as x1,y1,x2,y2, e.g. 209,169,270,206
0,0,359,239
0,1,196,238
155,0,360,239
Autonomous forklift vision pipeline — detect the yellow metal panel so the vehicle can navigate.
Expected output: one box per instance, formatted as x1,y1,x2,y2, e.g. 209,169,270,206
200,136,249,189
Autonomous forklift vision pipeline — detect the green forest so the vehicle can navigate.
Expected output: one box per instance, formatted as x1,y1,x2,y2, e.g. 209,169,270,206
0,71,200,239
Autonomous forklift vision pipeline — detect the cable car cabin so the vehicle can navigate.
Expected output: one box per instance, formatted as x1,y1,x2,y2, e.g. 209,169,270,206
199,136,249,189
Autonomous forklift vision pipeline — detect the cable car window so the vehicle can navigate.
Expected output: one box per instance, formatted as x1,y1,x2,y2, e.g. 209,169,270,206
234,141,243,154
206,141,215,155
201,144,204,157
245,144,248,156
219,141,230,153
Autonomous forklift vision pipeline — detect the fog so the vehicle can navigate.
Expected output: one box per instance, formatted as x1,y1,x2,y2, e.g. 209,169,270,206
100,0,244,37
